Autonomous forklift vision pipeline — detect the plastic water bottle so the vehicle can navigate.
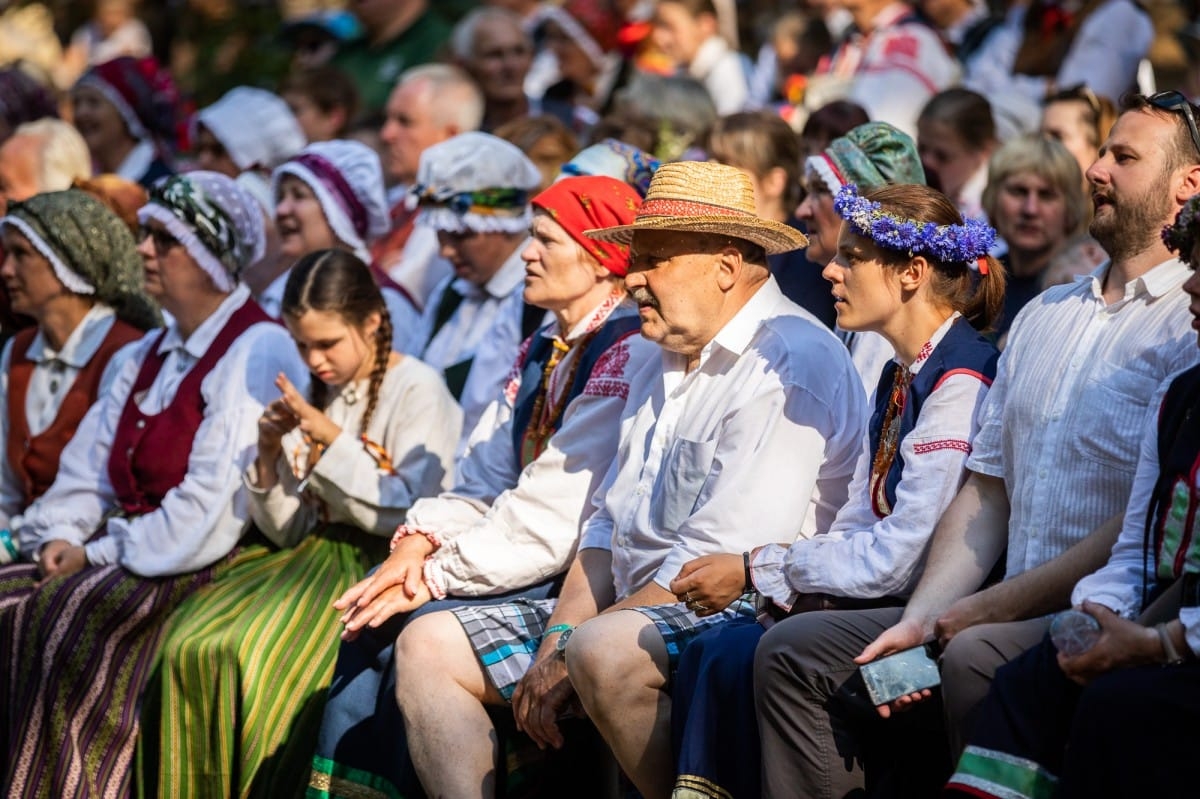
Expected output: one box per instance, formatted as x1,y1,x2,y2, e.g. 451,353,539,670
1049,609,1101,656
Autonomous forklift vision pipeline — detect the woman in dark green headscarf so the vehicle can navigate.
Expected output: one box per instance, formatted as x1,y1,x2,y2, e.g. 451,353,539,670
0,187,159,563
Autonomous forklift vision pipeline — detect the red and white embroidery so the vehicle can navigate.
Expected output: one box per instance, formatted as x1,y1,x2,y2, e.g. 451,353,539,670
503,336,534,406
583,336,634,399
913,439,971,455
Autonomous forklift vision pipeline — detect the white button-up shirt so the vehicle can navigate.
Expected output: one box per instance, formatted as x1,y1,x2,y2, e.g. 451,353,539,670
16,286,310,576
580,277,867,600
967,260,1198,579
418,241,548,443
0,305,134,529
413,295,658,595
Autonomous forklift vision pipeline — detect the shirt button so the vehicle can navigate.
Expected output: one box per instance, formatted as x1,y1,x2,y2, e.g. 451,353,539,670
1039,469,1047,478
136,419,146,429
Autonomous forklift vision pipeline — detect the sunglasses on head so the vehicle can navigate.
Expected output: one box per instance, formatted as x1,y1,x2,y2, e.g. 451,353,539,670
1148,90,1200,157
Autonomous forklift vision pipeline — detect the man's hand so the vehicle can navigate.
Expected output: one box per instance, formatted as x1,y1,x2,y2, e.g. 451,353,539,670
1057,601,1163,684
933,592,995,648
669,553,746,616
854,617,932,718
511,651,577,750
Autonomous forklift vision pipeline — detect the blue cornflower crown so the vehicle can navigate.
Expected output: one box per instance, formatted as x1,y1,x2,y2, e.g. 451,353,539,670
833,184,996,267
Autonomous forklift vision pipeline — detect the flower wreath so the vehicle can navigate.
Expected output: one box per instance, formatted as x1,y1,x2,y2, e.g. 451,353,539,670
833,184,996,269
1162,193,1200,267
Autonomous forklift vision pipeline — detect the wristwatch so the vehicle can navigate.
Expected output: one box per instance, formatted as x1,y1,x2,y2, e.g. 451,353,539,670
554,626,574,655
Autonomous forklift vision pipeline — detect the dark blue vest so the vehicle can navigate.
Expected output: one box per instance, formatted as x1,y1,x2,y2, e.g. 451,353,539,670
868,317,1000,517
510,312,642,471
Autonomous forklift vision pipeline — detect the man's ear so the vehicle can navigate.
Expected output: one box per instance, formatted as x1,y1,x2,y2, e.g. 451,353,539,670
714,244,744,292
1176,162,1200,206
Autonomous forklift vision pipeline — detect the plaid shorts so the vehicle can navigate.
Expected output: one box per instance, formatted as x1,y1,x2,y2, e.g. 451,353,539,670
452,596,756,701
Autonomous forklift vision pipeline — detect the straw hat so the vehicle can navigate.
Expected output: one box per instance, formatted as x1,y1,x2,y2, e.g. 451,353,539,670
585,161,809,255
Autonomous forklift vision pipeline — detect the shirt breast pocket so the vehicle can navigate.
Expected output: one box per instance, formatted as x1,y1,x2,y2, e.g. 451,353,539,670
657,436,719,533
1075,362,1159,471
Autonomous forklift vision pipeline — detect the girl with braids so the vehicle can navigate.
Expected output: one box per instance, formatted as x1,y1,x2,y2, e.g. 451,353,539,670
666,182,1005,799
138,249,461,798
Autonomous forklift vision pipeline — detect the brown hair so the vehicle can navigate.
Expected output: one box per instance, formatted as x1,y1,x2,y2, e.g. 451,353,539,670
282,249,393,433
1119,92,1200,176
278,66,360,135
704,111,803,209
72,175,147,235
1044,84,1117,149
863,183,1006,332
918,88,996,153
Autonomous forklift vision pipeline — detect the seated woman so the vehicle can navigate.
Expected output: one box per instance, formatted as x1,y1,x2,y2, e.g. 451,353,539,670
0,186,158,562
667,183,1004,799
139,249,461,798
264,139,422,350
0,171,306,796
308,176,659,798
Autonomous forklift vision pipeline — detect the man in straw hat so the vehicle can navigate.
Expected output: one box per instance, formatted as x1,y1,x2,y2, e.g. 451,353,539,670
393,161,867,799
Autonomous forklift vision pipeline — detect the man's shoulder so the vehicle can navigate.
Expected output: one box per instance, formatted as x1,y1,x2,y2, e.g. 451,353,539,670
754,307,857,389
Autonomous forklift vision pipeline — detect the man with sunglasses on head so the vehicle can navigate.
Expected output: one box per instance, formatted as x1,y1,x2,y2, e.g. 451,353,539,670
841,91,1200,777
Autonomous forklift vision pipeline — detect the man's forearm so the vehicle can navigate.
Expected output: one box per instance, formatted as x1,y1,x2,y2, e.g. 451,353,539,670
974,512,1124,621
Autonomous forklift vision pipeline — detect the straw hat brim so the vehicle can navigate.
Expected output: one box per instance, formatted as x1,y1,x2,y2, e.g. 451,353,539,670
585,215,809,255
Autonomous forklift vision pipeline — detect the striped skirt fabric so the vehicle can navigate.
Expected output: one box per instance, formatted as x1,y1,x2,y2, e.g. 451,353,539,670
0,561,211,799
136,525,385,799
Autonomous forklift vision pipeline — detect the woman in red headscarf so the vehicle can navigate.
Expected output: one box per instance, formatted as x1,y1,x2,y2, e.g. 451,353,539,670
307,175,660,798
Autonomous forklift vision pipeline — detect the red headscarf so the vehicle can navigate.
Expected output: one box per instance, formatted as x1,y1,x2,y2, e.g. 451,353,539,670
532,176,641,276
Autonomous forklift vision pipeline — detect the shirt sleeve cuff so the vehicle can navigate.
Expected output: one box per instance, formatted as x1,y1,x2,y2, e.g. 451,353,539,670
750,544,797,612
85,534,120,567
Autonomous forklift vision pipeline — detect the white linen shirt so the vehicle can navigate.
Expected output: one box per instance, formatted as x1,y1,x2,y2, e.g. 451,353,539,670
753,314,993,607
0,305,134,529
1072,378,1200,654
579,277,866,600
967,260,1198,579
411,295,658,595
15,286,310,576
246,355,461,547
418,241,548,443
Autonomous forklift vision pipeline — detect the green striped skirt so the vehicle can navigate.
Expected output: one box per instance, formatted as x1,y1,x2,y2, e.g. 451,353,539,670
136,525,386,799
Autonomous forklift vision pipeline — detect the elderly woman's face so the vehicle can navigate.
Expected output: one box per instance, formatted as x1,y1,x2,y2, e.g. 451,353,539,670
275,175,337,258
0,227,68,318
993,170,1070,260
522,212,606,313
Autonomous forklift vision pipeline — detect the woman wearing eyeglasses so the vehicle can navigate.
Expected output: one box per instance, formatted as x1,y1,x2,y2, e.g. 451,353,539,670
0,171,308,796
0,187,159,565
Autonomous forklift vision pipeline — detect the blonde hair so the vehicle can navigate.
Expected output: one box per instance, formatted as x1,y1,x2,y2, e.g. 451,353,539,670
13,118,91,193
981,134,1088,239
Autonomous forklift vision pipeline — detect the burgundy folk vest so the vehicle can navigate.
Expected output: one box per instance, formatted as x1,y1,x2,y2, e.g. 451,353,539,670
107,298,271,515
5,320,144,507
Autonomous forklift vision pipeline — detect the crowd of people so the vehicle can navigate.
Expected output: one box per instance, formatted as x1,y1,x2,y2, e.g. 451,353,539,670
0,1,1197,798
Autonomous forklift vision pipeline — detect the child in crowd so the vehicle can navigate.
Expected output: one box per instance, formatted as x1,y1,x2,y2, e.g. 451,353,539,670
139,248,461,798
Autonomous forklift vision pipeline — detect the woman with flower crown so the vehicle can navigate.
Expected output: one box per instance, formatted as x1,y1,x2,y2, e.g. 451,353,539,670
665,182,1007,799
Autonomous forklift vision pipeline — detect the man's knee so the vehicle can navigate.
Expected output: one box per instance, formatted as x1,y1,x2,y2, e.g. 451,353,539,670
566,611,666,700
394,610,467,694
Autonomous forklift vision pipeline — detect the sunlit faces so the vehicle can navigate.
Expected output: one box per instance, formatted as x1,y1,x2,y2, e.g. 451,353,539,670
71,84,132,158
0,227,68,317
1041,100,1099,178
284,307,380,387
1086,110,1178,258
624,229,728,355
136,221,204,307
0,136,42,215
283,92,341,143
276,175,338,259
795,178,842,265
380,78,443,183
823,227,905,333
917,118,987,202
437,229,520,287
651,1,713,66
466,18,533,104
993,172,1070,257
522,213,605,313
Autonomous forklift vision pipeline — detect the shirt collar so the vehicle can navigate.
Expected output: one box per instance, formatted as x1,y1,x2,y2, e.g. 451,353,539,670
450,239,529,301
26,304,117,369
115,139,156,183
157,284,252,358
906,311,961,375
1083,258,1190,302
545,288,629,344
706,276,787,361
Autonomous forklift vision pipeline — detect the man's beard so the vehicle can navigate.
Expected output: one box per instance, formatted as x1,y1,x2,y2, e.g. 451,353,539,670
1089,184,1173,263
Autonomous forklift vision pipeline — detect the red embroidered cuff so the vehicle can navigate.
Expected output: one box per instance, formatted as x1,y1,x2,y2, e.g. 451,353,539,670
389,525,443,554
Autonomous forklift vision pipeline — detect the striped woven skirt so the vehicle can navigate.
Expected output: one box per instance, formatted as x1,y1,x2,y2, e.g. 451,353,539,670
136,524,385,799
0,560,211,799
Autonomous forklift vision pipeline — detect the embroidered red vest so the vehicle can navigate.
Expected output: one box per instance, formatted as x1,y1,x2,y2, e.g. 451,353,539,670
5,320,144,507
107,298,272,515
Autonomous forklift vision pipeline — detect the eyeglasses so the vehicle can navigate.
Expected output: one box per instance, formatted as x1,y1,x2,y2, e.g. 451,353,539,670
138,225,181,256
1148,91,1200,157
